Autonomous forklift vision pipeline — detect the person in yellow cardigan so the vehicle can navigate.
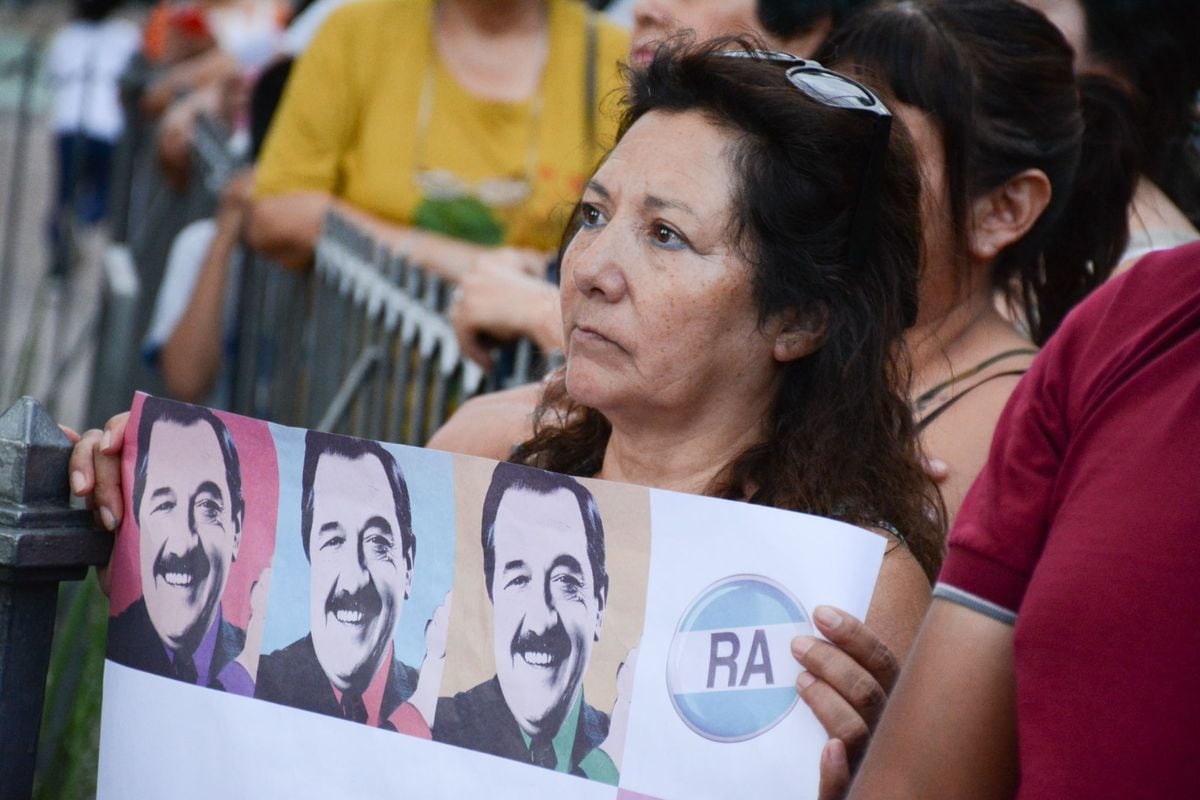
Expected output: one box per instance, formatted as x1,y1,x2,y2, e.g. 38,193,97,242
247,0,628,280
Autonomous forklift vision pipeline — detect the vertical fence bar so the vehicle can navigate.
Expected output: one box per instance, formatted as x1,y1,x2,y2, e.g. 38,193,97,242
85,245,140,428
0,39,41,404
0,398,111,800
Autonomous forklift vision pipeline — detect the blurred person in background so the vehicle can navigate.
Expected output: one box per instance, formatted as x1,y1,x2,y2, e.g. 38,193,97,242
142,1,323,406
818,0,1139,522
247,0,628,282
152,0,289,187
1021,0,1200,270
44,0,140,277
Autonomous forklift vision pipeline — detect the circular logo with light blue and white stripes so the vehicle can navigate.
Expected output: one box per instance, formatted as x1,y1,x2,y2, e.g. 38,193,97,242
666,575,812,742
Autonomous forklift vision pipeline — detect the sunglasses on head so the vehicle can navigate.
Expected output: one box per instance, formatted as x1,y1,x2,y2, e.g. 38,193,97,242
720,49,908,325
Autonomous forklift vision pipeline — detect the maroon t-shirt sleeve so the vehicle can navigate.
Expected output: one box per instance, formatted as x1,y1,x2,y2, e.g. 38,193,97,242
935,308,1083,622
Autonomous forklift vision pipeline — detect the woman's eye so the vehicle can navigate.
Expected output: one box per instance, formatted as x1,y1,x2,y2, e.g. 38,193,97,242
650,223,685,250
580,202,605,228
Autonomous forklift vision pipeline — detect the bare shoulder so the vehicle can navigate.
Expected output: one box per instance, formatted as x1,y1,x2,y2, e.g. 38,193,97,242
864,532,933,662
921,368,1025,522
426,382,544,460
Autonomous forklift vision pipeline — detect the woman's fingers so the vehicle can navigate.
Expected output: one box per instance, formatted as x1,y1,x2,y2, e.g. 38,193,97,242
792,607,901,762
90,413,131,531
69,428,104,497
795,666,872,758
812,606,900,692
817,739,851,800
100,412,130,455
793,639,888,730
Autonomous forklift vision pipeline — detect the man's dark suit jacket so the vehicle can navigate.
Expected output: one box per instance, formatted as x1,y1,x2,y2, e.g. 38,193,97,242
255,634,419,728
433,676,610,776
107,596,246,689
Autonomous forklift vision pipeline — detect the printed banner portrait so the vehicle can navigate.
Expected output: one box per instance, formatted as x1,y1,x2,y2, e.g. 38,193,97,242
435,456,651,785
98,395,886,800
106,393,278,695
255,425,456,736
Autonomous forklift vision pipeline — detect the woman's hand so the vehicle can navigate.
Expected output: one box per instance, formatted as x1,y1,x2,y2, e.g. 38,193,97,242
450,252,561,369
793,606,901,798
68,412,131,597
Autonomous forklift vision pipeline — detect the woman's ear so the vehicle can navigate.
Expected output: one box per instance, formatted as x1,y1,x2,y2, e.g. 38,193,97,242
968,168,1052,261
772,307,827,363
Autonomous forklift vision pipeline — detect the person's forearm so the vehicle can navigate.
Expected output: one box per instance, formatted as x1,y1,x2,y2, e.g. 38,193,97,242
848,600,1018,800
246,192,330,269
248,193,487,280
160,210,244,402
143,48,237,117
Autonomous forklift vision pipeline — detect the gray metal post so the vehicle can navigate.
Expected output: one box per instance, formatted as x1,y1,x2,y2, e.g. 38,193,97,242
0,398,111,800
86,245,141,429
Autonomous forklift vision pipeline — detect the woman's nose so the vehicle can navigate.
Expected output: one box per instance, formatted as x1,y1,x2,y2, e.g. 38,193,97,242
568,225,629,302
632,0,668,27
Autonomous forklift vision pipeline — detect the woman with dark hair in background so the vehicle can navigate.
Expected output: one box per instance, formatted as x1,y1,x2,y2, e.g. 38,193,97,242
1022,0,1200,269
820,0,1139,522
73,40,942,794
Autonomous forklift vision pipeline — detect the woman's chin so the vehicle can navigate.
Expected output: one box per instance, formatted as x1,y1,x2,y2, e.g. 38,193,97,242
563,363,623,415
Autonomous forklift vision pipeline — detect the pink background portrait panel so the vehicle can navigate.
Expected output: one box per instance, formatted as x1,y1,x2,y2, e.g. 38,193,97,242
109,393,280,630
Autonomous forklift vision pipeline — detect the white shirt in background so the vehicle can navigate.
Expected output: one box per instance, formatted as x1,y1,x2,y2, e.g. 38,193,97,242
44,17,141,141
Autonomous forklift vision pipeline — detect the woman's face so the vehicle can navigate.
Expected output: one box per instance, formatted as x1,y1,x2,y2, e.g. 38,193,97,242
560,110,779,422
631,0,761,66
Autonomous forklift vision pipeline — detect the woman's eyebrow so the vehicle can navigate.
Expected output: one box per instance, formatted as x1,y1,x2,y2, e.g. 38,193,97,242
587,178,699,219
585,179,611,200
644,194,699,219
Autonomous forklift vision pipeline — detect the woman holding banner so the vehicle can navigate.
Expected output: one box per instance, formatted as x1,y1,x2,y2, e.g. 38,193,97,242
73,41,939,797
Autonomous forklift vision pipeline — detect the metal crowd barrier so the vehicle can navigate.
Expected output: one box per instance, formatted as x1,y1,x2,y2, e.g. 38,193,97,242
226,208,552,445
89,93,550,444
0,397,111,800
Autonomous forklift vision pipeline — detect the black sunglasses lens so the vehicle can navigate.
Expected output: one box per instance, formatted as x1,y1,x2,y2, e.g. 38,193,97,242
787,68,887,115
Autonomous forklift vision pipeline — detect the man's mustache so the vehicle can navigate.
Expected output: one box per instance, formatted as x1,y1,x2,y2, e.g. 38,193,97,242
153,545,211,589
325,581,383,626
511,619,571,667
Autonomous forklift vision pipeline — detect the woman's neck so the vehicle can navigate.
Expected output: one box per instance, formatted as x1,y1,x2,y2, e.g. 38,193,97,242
435,0,549,102
596,393,773,496
906,259,1025,394
438,0,547,37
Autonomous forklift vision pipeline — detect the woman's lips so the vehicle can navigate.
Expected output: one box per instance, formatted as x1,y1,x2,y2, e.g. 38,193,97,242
572,325,621,351
631,45,655,67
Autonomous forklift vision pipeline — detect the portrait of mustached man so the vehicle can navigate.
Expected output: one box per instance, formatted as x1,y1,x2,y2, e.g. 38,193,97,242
108,397,254,695
435,463,615,782
255,431,432,737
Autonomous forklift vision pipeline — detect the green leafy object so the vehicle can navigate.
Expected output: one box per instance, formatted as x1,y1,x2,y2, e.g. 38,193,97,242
412,196,506,246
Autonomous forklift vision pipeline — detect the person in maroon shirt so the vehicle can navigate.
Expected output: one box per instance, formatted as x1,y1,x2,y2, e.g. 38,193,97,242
845,241,1200,799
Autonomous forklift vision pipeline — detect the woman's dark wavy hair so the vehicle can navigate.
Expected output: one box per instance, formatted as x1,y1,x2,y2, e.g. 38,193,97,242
511,38,945,580
820,0,1138,344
